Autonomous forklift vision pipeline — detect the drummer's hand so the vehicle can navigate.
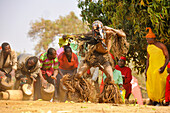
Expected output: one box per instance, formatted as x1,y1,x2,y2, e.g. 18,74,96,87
51,75,56,80
42,79,48,88
30,76,36,82
21,77,28,83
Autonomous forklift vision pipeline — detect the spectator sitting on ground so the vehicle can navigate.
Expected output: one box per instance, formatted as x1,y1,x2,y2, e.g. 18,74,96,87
115,56,132,101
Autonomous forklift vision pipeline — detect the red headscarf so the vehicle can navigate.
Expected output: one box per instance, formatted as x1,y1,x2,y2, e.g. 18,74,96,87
120,56,126,61
167,62,170,68
145,27,156,38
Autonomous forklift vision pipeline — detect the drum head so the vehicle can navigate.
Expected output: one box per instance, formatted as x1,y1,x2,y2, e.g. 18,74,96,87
22,84,33,96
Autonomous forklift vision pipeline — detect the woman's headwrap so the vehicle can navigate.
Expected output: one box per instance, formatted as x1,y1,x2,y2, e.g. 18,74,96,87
59,37,69,48
145,27,156,38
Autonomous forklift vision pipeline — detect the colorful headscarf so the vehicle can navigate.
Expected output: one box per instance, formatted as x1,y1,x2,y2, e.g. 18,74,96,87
145,27,156,38
58,37,69,48
120,56,126,61
167,62,170,68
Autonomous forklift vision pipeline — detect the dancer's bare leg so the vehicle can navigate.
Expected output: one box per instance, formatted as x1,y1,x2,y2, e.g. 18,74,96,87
76,62,90,78
101,62,114,82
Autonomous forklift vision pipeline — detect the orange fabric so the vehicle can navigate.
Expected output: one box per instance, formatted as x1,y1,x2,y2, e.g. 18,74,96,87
145,27,156,38
58,52,78,70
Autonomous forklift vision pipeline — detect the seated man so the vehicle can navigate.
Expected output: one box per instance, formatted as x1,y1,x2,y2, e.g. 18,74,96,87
39,48,58,100
57,45,78,101
115,57,132,100
0,42,17,91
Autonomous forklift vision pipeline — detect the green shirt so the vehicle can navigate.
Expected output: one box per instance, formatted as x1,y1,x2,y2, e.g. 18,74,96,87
103,69,123,85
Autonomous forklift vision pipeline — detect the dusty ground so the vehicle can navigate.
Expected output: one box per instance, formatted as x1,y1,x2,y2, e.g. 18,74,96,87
0,100,170,113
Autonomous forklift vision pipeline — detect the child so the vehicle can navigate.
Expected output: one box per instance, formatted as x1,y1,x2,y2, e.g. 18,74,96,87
165,62,170,106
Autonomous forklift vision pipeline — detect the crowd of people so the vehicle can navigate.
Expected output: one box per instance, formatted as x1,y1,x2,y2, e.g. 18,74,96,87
0,21,169,106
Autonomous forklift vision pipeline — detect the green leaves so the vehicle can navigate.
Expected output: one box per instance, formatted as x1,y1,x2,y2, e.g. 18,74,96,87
78,0,170,73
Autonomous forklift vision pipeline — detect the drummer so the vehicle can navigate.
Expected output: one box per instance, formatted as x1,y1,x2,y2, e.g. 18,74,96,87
0,42,17,91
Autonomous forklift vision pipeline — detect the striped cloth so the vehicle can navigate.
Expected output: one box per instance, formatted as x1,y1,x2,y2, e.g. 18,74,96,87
39,52,58,70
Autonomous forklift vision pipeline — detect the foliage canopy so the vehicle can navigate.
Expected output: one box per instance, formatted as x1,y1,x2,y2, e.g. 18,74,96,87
78,0,170,73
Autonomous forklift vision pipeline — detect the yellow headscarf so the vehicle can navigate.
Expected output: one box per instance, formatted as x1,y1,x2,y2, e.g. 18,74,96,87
58,37,69,48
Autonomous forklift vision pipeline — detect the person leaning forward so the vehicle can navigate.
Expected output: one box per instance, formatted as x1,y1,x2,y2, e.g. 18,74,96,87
57,45,78,101
38,48,59,100
14,53,42,100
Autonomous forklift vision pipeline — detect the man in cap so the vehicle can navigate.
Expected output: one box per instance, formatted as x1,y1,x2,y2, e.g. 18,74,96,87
145,27,169,106
115,56,132,100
